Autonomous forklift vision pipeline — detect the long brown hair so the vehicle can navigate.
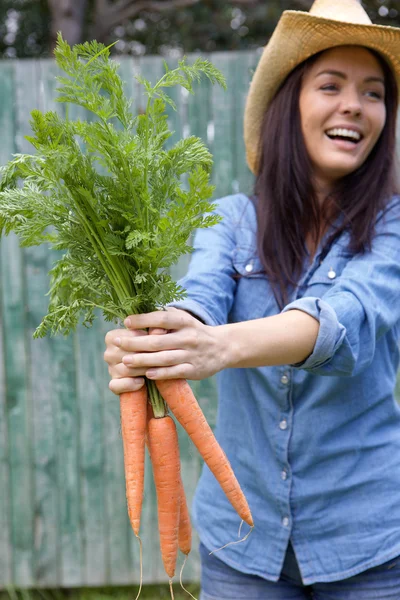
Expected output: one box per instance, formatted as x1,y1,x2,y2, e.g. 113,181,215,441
253,48,399,308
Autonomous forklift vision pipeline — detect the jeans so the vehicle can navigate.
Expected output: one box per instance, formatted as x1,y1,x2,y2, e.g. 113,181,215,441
199,542,400,599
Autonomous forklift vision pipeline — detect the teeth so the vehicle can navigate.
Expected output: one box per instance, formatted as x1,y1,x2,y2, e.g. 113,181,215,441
326,128,361,141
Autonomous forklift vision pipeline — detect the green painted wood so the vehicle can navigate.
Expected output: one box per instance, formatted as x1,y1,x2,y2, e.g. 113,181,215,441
38,59,84,587
76,321,108,585
0,51,400,590
209,52,237,199
233,51,259,197
51,330,83,587
26,242,59,586
20,61,60,588
0,61,14,588
1,230,33,587
3,59,41,588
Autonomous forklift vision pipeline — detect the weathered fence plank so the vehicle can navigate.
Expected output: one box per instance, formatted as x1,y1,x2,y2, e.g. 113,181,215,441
0,60,14,588
76,322,108,586
26,243,60,586
209,52,237,199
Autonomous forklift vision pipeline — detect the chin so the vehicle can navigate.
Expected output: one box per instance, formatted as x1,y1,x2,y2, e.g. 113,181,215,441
325,161,363,180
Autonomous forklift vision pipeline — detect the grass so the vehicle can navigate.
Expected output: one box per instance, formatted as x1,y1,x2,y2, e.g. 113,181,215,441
0,585,201,600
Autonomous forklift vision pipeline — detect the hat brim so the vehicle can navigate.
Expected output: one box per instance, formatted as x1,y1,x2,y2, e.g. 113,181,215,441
244,11,400,175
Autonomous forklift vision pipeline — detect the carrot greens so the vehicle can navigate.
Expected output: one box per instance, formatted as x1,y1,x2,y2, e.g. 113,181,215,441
0,40,255,578
0,34,225,339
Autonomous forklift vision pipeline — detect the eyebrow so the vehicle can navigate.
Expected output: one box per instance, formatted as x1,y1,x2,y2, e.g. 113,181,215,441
316,69,385,85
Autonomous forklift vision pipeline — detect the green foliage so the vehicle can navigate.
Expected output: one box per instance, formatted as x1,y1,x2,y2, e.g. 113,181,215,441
0,33,226,338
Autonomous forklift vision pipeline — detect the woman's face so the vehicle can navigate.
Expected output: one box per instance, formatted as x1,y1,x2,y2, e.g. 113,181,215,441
299,46,386,193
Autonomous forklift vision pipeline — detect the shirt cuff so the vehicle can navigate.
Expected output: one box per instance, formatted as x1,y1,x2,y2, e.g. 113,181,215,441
282,297,346,371
166,299,219,327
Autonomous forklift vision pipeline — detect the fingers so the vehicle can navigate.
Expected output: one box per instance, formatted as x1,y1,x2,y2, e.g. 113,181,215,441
109,376,145,396
104,327,148,367
108,362,146,379
149,327,167,336
145,364,194,381
123,349,186,369
105,313,187,397
124,307,192,332
116,330,180,353
105,327,147,346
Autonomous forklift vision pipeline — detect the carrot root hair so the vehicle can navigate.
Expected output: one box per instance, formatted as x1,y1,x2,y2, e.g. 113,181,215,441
134,534,143,600
169,579,175,600
209,525,254,556
179,556,198,600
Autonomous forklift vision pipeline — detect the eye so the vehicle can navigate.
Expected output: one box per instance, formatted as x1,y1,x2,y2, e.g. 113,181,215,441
365,90,384,100
320,83,339,92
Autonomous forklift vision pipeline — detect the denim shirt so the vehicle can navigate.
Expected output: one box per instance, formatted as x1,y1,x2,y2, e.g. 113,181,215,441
171,192,400,585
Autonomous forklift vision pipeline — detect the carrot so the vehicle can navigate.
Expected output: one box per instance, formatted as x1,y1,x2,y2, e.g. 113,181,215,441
155,379,254,528
178,479,192,556
120,387,148,537
146,399,192,556
147,415,181,578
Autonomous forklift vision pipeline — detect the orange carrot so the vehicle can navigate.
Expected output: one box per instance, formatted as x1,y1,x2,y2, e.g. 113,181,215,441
147,415,181,578
178,479,192,556
120,388,148,536
155,379,254,528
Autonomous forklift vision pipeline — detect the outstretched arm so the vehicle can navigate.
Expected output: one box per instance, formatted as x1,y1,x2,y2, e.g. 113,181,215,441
104,306,319,389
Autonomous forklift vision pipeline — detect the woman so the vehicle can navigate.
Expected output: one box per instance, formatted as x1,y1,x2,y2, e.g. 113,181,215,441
104,0,400,597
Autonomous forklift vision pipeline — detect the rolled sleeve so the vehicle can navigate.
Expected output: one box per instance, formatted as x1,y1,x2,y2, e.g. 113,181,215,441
283,197,400,377
282,297,346,372
168,298,219,326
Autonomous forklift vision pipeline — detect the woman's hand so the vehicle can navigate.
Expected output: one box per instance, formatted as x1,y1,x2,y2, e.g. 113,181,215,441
104,327,150,395
104,308,226,394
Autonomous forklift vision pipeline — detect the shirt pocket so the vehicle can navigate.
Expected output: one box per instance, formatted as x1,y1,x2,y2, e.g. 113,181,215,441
230,246,278,322
302,252,352,299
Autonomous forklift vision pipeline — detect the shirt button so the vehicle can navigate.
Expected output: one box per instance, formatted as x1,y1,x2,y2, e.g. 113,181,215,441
281,374,289,385
328,268,336,279
281,470,288,481
282,517,290,527
245,263,254,273
279,419,288,430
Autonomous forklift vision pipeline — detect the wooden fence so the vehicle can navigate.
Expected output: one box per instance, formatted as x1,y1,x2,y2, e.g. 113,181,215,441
0,51,259,589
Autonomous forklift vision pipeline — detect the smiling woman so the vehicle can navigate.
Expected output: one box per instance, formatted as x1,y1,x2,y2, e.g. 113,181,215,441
299,47,386,189
254,42,398,302
104,0,400,598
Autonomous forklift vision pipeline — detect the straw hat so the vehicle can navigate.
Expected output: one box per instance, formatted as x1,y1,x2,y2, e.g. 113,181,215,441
244,0,400,175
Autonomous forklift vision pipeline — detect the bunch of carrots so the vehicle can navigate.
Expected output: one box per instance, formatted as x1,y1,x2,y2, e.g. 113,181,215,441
0,36,254,595
121,327,254,587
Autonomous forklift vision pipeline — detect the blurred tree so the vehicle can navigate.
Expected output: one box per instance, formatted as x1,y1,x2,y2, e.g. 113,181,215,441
0,0,398,59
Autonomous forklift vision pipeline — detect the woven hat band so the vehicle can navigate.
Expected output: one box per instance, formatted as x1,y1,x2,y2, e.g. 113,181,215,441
309,0,372,25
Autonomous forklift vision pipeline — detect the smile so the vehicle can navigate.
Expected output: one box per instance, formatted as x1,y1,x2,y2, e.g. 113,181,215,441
325,127,364,144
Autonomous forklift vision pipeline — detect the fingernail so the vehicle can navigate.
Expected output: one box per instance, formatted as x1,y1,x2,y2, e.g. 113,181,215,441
146,370,156,378
115,337,121,346
124,317,132,328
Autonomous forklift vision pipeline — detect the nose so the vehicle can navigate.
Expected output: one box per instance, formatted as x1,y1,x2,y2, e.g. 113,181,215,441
340,86,362,117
